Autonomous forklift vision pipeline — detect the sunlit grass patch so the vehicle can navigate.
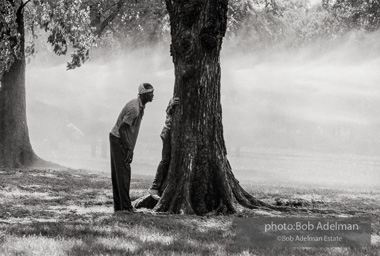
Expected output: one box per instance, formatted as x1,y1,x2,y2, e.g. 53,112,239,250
0,169,110,194
2,212,379,256
2,216,230,255
0,235,83,256
48,205,113,215
29,172,63,179
0,188,59,201
137,228,173,245
95,237,138,252
372,235,380,245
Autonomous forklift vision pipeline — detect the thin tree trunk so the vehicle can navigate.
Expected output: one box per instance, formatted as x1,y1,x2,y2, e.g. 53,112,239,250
0,4,38,168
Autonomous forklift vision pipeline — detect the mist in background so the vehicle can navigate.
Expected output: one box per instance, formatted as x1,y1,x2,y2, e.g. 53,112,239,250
25,29,380,189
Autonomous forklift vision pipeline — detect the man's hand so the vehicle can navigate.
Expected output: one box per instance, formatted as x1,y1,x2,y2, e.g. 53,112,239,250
124,150,133,165
119,122,133,163
167,97,180,115
170,97,180,108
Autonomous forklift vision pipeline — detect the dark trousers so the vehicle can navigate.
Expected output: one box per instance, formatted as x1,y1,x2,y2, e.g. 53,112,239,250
110,133,133,211
150,128,171,193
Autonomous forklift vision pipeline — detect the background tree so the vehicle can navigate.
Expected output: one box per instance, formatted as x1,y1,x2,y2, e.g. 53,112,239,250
0,0,99,168
0,0,35,168
89,0,168,55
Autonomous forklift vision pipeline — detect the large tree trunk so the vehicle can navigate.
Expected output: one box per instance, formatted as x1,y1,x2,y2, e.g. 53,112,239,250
0,4,38,168
134,0,346,216
156,0,235,215
136,0,272,215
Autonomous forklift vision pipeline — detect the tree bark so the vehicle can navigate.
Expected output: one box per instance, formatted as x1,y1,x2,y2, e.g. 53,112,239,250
0,4,38,168
157,0,231,215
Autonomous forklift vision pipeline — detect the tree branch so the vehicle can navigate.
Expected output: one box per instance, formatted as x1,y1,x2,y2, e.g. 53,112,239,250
96,0,125,36
164,0,173,16
19,0,31,11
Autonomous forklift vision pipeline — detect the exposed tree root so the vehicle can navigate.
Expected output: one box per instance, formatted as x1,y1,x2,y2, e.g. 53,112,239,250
153,172,196,215
134,154,365,216
226,164,366,215
134,159,366,216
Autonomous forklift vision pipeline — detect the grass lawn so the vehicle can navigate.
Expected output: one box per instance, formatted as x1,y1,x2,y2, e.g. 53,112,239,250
0,168,379,255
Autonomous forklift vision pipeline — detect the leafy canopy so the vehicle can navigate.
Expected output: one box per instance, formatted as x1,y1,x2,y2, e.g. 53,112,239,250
1,0,99,75
0,1,21,74
2,0,379,76
0,0,169,74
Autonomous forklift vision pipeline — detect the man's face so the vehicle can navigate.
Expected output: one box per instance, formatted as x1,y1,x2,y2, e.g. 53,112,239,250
146,91,154,102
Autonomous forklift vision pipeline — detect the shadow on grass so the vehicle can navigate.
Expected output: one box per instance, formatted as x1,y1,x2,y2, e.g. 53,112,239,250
3,216,217,255
0,169,110,193
1,168,379,255
2,214,378,256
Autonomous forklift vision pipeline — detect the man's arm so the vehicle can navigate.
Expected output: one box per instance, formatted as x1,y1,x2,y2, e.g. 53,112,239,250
119,122,134,164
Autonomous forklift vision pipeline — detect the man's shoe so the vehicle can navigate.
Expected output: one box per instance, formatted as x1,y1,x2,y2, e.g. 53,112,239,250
149,189,161,200
114,208,134,215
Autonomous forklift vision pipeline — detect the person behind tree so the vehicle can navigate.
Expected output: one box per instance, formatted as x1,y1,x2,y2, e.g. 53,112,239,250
149,97,180,200
109,83,154,213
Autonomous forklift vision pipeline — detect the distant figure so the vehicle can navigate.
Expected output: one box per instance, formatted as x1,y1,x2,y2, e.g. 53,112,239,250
109,83,154,213
149,97,179,200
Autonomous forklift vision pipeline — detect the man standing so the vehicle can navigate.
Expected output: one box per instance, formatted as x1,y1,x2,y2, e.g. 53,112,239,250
109,83,154,212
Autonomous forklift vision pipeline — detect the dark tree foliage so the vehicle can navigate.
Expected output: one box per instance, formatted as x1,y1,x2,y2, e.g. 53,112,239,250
324,0,380,31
